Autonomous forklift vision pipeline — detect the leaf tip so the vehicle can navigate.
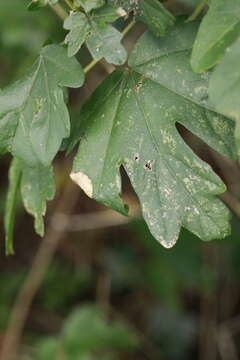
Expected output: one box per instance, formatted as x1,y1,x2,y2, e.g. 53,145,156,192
157,235,178,249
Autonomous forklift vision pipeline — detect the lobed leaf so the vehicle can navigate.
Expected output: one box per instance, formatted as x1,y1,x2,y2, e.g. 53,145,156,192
0,45,84,166
64,5,127,64
70,22,236,247
191,0,240,72
64,12,91,57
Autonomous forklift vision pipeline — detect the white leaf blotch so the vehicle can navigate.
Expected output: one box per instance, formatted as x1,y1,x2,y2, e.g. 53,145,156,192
70,172,93,198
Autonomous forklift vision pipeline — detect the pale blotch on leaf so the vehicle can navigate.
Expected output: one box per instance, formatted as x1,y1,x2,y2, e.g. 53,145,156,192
70,172,93,198
117,7,127,17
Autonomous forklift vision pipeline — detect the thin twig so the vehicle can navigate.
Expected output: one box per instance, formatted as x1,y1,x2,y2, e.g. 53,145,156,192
122,20,136,36
0,181,80,360
50,3,68,20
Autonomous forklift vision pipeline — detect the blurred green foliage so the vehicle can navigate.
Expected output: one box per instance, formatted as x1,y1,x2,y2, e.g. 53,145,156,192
1,217,240,359
0,0,64,86
35,305,139,359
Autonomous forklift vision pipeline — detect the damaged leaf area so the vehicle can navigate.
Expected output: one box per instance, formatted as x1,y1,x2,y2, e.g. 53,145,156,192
64,4,127,64
0,45,84,166
71,22,236,247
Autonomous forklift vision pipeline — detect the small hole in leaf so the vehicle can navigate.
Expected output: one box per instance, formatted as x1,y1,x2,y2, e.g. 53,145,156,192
144,160,154,171
134,153,140,162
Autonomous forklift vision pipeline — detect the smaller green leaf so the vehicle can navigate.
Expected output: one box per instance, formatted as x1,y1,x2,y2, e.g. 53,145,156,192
21,164,55,236
87,25,127,65
4,158,22,255
209,38,240,147
64,13,91,57
0,45,84,166
191,0,240,72
64,5,127,64
74,0,105,12
136,0,175,37
71,21,236,247
4,159,55,251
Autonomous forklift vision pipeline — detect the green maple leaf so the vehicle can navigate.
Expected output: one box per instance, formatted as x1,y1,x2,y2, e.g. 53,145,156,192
5,158,55,254
21,162,55,237
70,21,236,247
64,5,127,64
0,45,84,166
191,0,240,72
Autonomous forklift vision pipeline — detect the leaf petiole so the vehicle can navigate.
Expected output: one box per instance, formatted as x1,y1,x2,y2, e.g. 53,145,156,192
186,0,208,22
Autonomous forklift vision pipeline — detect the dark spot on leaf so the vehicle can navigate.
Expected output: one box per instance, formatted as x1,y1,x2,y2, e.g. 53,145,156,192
134,153,139,162
144,160,154,171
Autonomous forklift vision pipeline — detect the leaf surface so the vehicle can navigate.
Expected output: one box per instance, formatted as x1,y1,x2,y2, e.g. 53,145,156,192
64,5,127,64
21,163,55,236
136,0,175,37
191,0,240,72
0,45,84,166
209,38,240,147
71,22,236,247
64,13,91,57
74,0,105,12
